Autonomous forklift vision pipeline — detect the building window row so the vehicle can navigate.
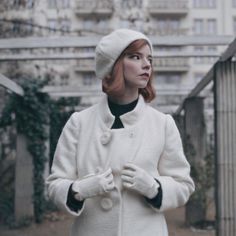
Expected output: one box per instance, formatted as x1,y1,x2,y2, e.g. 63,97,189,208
193,18,217,35
121,0,143,9
47,18,71,34
155,18,184,35
76,0,113,10
1,0,34,10
82,73,98,86
194,46,218,64
157,73,182,85
81,19,110,34
193,0,216,8
48,0,70,9
0,19,34,37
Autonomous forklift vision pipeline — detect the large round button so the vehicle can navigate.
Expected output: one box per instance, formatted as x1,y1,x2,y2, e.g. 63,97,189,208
100,131,112,145
100,197,113,211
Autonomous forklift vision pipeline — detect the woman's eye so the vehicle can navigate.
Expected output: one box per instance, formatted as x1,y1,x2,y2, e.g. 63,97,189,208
130,54,140,60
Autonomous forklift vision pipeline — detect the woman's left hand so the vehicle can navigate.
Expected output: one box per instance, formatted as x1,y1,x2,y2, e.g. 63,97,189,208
121,163,159,199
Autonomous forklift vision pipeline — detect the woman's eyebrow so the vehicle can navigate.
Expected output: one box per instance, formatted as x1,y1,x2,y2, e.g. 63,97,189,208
127,52,152,57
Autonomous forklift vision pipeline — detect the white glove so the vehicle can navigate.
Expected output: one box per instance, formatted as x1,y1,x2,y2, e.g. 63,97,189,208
72,168,115,201
121,163,159,199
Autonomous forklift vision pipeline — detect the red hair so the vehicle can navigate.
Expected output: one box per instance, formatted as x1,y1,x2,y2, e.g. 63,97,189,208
102,39,156,102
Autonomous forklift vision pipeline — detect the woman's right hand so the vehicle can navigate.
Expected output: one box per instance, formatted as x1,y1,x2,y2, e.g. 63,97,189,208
72,168,115,201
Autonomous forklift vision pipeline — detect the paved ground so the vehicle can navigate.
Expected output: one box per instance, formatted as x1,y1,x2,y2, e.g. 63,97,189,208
166,207,215,236
0,207,215,236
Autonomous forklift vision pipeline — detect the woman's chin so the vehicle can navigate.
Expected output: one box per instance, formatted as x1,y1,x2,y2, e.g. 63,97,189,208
138,81,148,88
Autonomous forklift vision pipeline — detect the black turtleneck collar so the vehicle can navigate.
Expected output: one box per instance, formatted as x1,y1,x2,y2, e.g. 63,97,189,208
108,98,138,129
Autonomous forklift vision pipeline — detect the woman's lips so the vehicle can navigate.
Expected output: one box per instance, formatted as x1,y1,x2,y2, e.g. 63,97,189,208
139,73,150,79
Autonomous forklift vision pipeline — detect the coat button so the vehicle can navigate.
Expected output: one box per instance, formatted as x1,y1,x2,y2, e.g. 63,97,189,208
100,197,113,211
100,131,112,145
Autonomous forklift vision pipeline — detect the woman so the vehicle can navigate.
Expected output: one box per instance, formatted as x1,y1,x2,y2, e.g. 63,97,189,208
46,29,195,236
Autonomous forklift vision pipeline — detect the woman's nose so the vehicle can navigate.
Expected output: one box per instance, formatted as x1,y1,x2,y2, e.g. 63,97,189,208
142,58,151,69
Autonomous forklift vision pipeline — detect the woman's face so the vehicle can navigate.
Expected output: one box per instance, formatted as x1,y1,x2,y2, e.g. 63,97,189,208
123,44,152,90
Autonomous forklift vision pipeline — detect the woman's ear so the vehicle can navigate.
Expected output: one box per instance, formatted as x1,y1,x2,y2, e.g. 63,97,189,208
102,75,112,93
102,75,112,87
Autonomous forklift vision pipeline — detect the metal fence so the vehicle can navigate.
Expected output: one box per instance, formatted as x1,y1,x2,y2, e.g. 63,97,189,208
175,38,236,236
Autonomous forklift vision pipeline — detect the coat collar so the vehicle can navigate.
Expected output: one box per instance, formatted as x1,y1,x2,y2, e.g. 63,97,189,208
98,95,146,128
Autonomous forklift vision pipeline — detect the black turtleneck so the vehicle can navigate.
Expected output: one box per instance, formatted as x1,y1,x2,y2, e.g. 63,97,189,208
108,98,138,129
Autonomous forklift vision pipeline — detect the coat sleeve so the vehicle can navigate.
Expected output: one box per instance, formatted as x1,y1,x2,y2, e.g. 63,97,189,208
46,113,84,216
155,114,195,212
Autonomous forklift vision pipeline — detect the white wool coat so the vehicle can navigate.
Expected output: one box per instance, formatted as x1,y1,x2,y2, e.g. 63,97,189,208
46,95,195,236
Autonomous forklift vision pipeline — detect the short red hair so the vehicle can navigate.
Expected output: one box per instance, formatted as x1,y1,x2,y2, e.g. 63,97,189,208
102,39,156,103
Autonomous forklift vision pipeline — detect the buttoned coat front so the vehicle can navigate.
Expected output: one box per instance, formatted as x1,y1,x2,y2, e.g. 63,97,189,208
46,95,195,236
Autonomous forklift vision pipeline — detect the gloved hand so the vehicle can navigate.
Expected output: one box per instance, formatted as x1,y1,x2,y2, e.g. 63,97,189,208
121,163,159,199
72,168,115,201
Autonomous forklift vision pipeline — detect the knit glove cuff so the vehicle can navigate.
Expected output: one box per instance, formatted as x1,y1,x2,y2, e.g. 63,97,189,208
72,168,115,201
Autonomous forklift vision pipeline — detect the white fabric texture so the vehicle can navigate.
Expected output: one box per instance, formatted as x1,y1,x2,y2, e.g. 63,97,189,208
72,168,115,201
121,163,159,199
95,28,152,80
46,95,195,236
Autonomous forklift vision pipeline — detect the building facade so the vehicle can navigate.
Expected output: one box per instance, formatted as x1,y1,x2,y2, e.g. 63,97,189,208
0,0,235,112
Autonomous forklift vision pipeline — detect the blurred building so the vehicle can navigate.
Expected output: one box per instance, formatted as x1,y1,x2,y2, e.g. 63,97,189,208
0,0,235,113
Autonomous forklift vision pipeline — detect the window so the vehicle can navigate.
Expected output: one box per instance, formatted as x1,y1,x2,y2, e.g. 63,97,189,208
48,0,57,8
48,19,57,32
25,19,33,35
61,19,71,33
83,20,93,32
156,19,181,35
194,46,204,63
97,19,108,32
121,0,143,8
60,73,69,86
194,19,204,35
58,0,70,8
157,74,181,85
194,46,217,64
12,20,21,34
193,18,217,35
193,0,216,8
26,0,34,9
83,73,96,86
48,0,70,9
207,46,217,63
207,19,217,35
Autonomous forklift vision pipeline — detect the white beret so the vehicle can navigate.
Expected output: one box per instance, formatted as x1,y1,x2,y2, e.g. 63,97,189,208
95,28,152,80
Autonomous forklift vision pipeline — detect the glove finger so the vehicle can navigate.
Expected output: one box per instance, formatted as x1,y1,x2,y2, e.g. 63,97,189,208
123,163,138,171
102,168,112,177
122,181,134,189
121,175,133,184
121,169,135,177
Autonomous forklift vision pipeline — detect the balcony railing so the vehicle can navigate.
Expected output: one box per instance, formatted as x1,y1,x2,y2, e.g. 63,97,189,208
153,57,189,72
148,0,189,16
75,0,114,16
